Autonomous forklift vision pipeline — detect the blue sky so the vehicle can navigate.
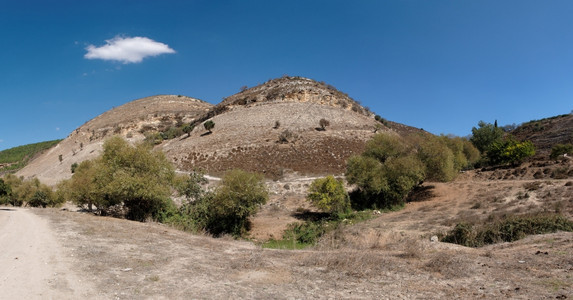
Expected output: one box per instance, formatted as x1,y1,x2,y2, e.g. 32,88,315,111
1,0,572,151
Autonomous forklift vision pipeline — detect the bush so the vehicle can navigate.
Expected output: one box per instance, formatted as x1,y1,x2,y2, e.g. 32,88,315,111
307,176,350,215
487,138,535,166
58,137,175,220
71,162,79,173
278,129,297,143
346,134,425,209
441,213,573,247
192,169,268,237
550,143,573,160
319,118,330,130
417,136,456,182
204,120,215,133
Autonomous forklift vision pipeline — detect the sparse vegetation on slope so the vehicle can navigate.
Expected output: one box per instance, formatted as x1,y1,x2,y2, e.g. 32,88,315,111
442,213,573,247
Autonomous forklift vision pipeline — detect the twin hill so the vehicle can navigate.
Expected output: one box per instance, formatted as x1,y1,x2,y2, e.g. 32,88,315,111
17,76,412,185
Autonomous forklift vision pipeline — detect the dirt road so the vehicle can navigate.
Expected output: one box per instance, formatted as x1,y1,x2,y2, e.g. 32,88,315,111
0,207,95,300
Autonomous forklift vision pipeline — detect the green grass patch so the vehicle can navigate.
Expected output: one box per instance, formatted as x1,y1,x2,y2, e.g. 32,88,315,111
262,238,311,250
441,213,573,247
263,210,379,250
0,140,62,172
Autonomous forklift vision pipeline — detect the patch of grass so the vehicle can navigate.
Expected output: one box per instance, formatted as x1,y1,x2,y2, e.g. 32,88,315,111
262,238,310,250
441,213,573,247
264,210,377,250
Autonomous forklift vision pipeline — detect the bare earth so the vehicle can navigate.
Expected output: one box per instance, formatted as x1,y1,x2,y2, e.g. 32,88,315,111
1,170,572,299
0,208,97,299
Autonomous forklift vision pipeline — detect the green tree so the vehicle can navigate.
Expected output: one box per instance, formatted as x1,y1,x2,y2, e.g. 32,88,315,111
307,176,350,215
199,169,268,237
487,138,535,166
59,136,176,220
204,120,215,133
182,124,194,137
0,178,11,205
417,136,456,182
470,121,504,154
346,133,425,209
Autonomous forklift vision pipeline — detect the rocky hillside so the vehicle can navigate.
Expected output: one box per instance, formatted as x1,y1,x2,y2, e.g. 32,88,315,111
161,76,399,179
510,113,573,157
17,95,212,186
17,76,422,185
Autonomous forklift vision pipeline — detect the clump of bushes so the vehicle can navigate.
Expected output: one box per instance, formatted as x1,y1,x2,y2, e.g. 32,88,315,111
441,213,573,247
346,133,479,210
168,169,268,237
550,143,573,160
0,174,62,207
469,120,536,167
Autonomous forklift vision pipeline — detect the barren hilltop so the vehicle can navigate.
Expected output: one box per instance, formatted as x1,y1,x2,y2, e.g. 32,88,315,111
17,76,421,183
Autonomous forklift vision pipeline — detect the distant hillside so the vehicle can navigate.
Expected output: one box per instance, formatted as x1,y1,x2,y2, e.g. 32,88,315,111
510,113,573,156
17,95,213,186
0,140,62,173
16,77,423,185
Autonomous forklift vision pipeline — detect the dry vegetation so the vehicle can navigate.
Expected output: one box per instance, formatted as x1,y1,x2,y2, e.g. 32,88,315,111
28,162,572,298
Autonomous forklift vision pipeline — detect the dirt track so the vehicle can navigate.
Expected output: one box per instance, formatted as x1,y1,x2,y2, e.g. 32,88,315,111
0,208,96,299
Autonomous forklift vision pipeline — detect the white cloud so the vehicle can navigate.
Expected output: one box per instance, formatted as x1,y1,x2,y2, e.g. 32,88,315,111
84,36,175,64
0,139,3,143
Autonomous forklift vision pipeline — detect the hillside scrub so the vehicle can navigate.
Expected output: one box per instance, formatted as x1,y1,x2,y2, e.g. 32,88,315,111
0,174,62,207
168,169,268,237
550,143,573,160
307,176,350,215
346,133,479,209
487,138,535,166
0,140,62,172
58,136,175,221
441,213,573,247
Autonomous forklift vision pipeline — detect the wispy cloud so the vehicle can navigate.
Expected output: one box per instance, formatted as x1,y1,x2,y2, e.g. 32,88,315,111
0,139,4,143
84,36,175,64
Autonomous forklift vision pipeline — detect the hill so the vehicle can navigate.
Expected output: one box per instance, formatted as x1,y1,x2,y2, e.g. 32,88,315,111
510,113,573,157
161,76,410,179
17,95,212,186
0,140,62,174
16,76,422,184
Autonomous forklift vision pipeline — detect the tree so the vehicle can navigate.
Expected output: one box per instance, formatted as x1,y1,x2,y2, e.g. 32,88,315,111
182,124,194,137
198,169,268,237
470,121,504,154
71,162,79,173
319,118,330,130
204,120,215,133
346,133,425,209
0,178,11,205
487,138,535,166
59,136,176,220
550,143,573,160
307,176,350,215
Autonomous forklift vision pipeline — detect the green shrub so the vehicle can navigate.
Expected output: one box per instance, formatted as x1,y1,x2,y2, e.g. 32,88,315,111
204,120,215,133
58,137,175,220
442,214,573,247
487,138,535,166
307,176,350,215
193,169,268,237
550,143,573,160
